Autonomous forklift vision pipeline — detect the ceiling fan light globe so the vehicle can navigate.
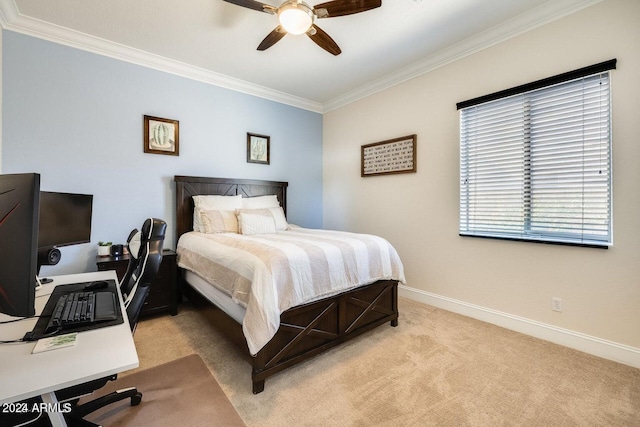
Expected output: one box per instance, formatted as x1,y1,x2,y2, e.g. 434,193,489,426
278,3,314,35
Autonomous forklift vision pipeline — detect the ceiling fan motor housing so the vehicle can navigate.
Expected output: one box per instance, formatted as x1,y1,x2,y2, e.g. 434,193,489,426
278,1,315,35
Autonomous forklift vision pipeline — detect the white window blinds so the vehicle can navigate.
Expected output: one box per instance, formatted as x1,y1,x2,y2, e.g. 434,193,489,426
459,61,614,247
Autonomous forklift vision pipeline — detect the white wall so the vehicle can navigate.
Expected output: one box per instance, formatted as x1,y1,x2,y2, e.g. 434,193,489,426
323,0,640,364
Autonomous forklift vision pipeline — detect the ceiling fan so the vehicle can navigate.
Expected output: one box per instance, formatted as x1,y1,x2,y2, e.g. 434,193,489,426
223,0,382,56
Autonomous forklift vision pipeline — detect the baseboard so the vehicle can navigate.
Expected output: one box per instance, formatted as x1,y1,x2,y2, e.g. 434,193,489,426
399,284,640,369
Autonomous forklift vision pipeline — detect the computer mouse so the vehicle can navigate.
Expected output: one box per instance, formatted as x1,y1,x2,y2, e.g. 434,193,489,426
85,280,109,290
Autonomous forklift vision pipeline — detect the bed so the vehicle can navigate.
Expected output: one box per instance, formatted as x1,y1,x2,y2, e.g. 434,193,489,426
174,175,404,393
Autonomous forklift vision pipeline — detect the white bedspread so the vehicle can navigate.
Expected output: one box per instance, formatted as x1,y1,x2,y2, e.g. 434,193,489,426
177,227,405,355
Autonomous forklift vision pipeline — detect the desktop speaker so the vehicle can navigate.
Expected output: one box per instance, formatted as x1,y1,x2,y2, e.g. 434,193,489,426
110,244,124,257
38,247,61,266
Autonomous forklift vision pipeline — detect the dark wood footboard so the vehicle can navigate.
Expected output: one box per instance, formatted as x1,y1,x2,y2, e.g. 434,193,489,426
180,274,399,394
251,279,398,393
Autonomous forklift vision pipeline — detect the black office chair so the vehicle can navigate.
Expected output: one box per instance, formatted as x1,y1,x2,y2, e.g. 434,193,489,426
120,218,167,331
57,218,167,427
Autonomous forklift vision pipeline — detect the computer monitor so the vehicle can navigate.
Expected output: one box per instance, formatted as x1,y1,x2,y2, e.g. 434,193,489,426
36,192,93,281
38,191,93,249
0,173,40,318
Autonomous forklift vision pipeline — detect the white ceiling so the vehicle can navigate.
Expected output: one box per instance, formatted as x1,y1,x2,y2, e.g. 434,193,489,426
0,0,599,112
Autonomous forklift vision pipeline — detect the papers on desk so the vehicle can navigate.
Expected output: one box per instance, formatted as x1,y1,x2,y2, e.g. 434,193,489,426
32,333,78,354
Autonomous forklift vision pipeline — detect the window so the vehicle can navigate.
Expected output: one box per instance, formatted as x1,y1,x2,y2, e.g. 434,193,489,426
458,60,616,247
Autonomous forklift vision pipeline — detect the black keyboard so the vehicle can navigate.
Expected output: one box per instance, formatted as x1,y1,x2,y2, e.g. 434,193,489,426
44,291,117,334
24,281,123,341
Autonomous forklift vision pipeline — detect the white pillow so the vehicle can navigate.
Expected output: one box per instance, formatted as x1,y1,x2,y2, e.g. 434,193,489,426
238,212,276,235
192,195,242,232
268,207,288,231
199,209,238,234
241,195,280,210
236,207,288,232
194,194,242,210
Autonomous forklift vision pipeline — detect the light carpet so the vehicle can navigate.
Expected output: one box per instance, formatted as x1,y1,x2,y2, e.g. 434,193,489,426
132,297,640,426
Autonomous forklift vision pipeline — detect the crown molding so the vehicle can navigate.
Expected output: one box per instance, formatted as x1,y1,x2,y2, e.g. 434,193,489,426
322,0,602,112
0,0,324,113
0,0,601,114
0,0,15,28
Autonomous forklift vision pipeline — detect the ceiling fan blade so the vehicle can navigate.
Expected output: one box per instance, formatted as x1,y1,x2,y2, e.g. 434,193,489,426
307,25,341,56
257,26,287,51
314,0,381,18
222,0,276,14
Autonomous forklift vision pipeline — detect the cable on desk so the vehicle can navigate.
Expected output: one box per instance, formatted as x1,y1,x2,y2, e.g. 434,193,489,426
0,338,29,344
0,316,41,325
0,317,60,344
1,327,60,344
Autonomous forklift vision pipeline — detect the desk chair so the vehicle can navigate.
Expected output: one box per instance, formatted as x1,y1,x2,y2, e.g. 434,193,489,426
120,218,167,331
57,218,166,427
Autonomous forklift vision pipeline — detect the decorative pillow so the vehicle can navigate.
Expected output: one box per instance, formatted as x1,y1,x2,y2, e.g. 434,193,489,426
236,207,288,233
268,207,289,231
199,209,238,234
241,195,280,210
192,195,242,232
238,212,277,235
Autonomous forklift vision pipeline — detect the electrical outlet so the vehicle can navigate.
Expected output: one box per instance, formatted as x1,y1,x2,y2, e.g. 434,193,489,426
552,297,563,312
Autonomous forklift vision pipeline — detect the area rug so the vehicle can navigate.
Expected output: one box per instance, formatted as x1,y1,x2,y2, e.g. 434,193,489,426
84,353,245,426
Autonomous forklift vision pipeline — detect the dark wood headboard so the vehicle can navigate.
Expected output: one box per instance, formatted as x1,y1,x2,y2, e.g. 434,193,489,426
174,176,288,242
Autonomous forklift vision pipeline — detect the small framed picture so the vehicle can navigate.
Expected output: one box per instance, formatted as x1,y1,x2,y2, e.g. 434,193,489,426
144,115,179,156
247,133,270,165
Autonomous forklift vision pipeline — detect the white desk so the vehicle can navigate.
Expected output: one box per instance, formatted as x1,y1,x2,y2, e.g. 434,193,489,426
0,271,139,427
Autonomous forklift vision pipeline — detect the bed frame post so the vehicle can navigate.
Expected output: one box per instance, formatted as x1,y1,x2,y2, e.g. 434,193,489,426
391,282,399,327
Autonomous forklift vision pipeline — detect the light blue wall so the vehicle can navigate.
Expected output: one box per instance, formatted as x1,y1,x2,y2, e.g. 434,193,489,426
2,31,323,275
